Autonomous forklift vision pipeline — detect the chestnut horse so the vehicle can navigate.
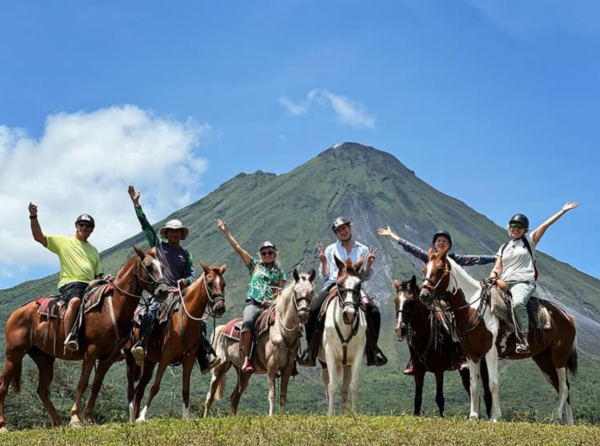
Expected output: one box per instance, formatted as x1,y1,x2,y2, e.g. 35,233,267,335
126,262,226,422
394,275,490,417
0,247,168,432
319,257,367,417
204,269,315,416
419,246,577,424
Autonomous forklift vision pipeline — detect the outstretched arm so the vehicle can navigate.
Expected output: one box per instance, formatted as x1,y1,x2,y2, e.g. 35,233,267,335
452,254,497,266
29,202,47,247
531,202,579,244
215,219,252,266
378,225,428,263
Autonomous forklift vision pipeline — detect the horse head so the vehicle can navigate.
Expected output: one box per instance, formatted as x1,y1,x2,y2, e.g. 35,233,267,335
133,246,170,301
198,261,227,318
419,244,451,309
291,268,316,324
393,275,419,342
334,255,363,325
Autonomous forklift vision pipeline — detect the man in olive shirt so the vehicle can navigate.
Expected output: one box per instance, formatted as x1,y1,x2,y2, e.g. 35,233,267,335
29,202,100,351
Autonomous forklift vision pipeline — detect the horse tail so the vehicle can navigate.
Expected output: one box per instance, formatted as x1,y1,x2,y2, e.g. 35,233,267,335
213,325,227,400
567,336,578,377
11,362,22,394
215,370,226,401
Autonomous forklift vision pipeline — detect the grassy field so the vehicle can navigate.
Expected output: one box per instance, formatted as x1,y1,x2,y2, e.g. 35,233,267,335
1,415,599,446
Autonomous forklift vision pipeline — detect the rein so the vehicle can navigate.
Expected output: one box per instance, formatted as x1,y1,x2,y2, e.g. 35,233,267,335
333,286,362,366
278,288,312,333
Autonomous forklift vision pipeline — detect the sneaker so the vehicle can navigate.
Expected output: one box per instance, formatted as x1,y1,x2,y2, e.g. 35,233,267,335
241,357,255,374
515,341,530,355
459,360,469,371
201,357,222,375
403,364,414,376
131,345,146,366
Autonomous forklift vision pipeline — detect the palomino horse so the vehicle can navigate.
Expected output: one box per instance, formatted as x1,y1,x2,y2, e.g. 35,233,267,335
393,275,485,417
318,257,367,417
419,246,578,424
0,247,168,432
126,262,226,422
204,269,316,416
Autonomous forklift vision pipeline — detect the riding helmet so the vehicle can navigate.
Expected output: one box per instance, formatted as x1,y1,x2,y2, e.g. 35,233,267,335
331,217,351,233
509,213,529,228
75,214,95,227
259,241,277,251
432,230,452,249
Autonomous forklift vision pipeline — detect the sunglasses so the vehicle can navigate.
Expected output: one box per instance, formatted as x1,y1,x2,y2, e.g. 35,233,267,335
78,223,93,228
260,250,275,256
509,223,525,229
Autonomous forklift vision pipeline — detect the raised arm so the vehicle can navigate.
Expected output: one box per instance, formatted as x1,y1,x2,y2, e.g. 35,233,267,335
215,219,252,266
29,202,47,247
316,244,329,280
128,185,160,247
531,202,579,244
377,225,428,263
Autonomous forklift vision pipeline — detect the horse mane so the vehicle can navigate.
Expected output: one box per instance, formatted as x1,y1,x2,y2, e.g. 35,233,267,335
116,247,156,280
447,257,482,304
277,272,311,310
186,266,223,296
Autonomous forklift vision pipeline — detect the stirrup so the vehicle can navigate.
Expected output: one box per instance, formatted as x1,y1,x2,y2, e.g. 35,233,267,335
241,357,255,374
64,333,79,352
515,342,530,355
131,345,146,366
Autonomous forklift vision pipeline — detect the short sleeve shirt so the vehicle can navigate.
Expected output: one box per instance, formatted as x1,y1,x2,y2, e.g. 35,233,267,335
246,257,286,303
497,233,537,283
46,235,100,289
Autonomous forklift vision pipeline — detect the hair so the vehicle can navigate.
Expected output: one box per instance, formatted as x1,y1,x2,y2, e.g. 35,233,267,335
256,251,280,268
506,224,529,237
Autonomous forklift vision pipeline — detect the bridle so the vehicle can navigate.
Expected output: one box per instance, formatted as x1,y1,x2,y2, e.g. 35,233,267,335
112,254,166,302
278,281,314,333
179,271,226,322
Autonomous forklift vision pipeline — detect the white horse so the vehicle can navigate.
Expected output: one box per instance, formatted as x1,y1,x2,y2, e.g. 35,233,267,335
318,256,367,416
204,269,316,416
420,246,577,425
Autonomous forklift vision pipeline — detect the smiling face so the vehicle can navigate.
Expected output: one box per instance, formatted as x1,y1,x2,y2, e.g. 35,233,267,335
75,222,94,241
434,235,450,251
508,222,527,239
334,223,352,242
165,228,184,245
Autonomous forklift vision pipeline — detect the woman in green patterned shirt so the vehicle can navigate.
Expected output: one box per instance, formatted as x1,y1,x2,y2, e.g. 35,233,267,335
215,218,286,374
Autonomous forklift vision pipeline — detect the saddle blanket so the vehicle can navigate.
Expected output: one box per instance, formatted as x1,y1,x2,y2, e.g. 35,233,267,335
490,287,551,330
36,283,114,319
221,307,277,341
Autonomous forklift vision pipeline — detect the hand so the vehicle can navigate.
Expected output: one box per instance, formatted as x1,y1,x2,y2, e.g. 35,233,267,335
377,226,393,238
261,300,274,309
316,244,326,264
562,202,579,213
177,278,188,290
366,246,378,265
128,185,140,207
215,218,229,233
29,202,38,217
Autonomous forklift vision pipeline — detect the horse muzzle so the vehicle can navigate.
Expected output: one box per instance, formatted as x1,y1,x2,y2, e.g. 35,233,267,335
396,323,407,342
419,288,434,309
212,301,226,318
297,308,309,324
342,308,356,325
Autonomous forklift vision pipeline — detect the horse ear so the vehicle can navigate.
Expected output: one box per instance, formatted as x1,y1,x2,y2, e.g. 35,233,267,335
309,269,316,283
132,245,145,259
219,264,227,274
393,279,401,290
334,255,345,272
354,256,364,272
198,261,210,274
293,268,300,282
410,275,417,290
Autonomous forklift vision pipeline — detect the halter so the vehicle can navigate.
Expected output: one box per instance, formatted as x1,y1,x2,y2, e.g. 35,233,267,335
179,272,226,322
278,285,314,333
333,279,362,366
112,254,166,302
336,286,361,312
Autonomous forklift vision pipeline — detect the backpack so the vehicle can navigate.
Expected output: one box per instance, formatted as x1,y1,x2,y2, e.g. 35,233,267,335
500,237,538,281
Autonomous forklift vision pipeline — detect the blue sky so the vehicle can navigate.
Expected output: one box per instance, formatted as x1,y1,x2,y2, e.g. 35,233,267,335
1,0,598,289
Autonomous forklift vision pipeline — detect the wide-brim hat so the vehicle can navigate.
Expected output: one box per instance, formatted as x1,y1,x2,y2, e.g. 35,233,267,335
159,219,190,240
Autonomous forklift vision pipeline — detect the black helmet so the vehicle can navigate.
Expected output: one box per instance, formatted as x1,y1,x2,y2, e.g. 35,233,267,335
331,217,351,233
432,230,452,249
259,241,277,251
509,214,529,228
75,214,95,227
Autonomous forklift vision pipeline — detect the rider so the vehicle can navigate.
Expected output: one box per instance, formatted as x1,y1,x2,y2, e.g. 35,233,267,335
489,202,579,355
377,226,496,374
128,186,219,372
28,202,100,352
215,218,286,374
300,217,386,367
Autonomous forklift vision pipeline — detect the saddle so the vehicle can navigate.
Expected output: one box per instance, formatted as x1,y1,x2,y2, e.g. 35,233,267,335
432,300,460,343
133,292,181,327
221,306,277,342
36,283,114,319
489,285,551,330
317,286,367,322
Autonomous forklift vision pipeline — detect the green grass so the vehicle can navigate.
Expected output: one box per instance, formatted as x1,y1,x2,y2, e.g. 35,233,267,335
2,415,600,446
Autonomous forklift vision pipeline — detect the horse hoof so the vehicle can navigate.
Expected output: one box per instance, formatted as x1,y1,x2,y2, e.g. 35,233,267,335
0,426,8,434
469,414,479,421
69,420,82,429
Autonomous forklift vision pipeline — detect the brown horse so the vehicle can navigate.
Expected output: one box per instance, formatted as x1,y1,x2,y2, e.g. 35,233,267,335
204,269,316,416
126,262,226,422
419,246,578,424
0,247,168,432
394,275,486,417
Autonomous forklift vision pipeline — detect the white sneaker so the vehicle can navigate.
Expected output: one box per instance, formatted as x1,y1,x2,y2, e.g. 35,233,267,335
131,345,146,366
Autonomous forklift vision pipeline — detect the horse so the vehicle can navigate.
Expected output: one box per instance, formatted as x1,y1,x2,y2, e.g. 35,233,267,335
393,275,487,417
126,262,227,422
204,269,316,417
317,256,367,417
419,245,578,424
0,246,168,432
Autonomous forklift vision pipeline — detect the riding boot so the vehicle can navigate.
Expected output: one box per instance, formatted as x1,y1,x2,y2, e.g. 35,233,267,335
197,340,222,375
241,331,254,374
366,302,387,367
403,359,415,376
132,313,155,366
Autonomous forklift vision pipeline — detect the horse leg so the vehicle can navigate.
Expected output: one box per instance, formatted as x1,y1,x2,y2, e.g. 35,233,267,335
230,368,251,415
484,348,501,422
181,354,196,419
468,360,481,421
125,353,139,423
0,352,26,432
69,352,98,428
133,360,157,422
137,359,169,422
279,361,294,413
267,369,277,416
321,362,329,401
434,371,445,417
82,360,114,423
413,368,425,416
348,353,362,416
27,349,61,427
340,366,350,413
204,361,230,418
325,348,339,416
479,359,493,420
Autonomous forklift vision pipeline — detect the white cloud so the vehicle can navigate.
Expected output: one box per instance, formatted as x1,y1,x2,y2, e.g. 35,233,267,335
0,105,210,288
279,89,376,130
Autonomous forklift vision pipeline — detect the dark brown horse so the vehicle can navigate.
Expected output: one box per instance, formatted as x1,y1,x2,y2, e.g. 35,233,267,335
419,246,578,424
394,275,482,417
126,262,226,422
0,247,168,432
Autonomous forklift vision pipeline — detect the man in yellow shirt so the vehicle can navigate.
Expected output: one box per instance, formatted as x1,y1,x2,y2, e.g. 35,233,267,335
29,202,101,351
